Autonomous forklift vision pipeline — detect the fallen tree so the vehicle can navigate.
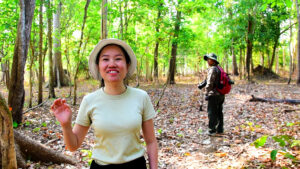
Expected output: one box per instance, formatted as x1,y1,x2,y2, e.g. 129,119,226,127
249,95,300,104
0,94,76,168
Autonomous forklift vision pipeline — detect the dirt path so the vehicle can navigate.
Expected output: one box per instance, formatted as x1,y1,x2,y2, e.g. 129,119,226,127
2,81,299,168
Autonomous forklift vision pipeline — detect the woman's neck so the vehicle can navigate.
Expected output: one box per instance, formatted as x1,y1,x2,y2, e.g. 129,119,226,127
103,83,127,95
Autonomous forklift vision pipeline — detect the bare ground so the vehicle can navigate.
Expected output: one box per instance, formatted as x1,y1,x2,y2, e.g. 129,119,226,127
1,77,299,169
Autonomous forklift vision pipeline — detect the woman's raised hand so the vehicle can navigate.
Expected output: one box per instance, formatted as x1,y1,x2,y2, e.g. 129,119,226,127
51,98,72,127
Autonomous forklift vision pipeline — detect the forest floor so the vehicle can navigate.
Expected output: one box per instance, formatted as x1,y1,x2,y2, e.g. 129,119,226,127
1,76,300,169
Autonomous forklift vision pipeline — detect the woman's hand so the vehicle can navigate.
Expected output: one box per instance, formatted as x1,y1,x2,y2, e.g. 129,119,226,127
51,98,72,127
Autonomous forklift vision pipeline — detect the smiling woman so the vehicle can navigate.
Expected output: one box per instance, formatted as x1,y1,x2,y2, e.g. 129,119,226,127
51,39,158,169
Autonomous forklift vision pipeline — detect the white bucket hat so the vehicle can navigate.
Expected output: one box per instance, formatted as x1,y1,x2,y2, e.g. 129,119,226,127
88,39,137,81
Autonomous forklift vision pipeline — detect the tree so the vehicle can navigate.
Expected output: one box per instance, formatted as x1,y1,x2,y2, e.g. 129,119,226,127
8,0,36,123
296,0,300,85
0,93,17,169
47,0,55,98
167,1,182,84
153,1,163,83
73,0,91,105
38,0,43,104
101,0,108,39
53,1,68,87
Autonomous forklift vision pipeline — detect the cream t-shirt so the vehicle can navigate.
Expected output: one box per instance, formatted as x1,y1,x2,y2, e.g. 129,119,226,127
75,86,156,165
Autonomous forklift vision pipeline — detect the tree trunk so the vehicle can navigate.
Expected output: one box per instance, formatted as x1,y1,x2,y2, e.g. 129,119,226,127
124,1,128,39
53,1,67,88
29,39,37,108
167,9,181,84
73,0,90,105
239,47,243,80
275,48,279,74
288,18,293,84
8,0,36,124
231,43,239,76
0,46,10,88
154,2,162,83
268,22,280,71
101,0,107,39
119,0,123,39
38,0,43,104
246,14,254,82
47,0,55,98
260,50,264,68
296,0,300,85
0,93,17,169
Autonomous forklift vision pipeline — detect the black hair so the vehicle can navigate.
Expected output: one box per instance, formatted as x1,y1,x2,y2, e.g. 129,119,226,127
95,44,131,65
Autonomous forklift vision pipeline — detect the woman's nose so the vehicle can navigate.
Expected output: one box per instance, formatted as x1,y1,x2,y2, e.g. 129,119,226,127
108,59,117,67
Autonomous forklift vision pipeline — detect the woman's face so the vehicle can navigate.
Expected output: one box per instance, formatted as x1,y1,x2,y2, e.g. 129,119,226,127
207,58,215,66
98,45,129,85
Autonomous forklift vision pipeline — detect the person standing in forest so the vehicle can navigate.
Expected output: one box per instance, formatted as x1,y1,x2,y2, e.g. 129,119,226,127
51,39,158,169
198,53,225,136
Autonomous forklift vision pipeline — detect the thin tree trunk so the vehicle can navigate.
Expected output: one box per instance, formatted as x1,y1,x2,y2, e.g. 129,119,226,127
101,0,107,39
246,14,254,82
119,0,123,39
47,0,55,98
38,0,43,104
288,18,293,84
269,34,280,71
8,0,36,123
73,0,90,105
0,94,17,169
239,47,243,80
167,9,181,84
29,39,36,108
296,0,300,85
276,48,279,74
154,2,162,83
42,40,48,83
124,1,128,39
261,50,264,67
54,1,66,87
232,44,238,75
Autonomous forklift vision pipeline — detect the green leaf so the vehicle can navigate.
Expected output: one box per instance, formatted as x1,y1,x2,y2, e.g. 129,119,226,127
291,140,300,147
285,0,292,8
13,121,18,128
270,149,278,161
272,136,286,147
284,152,295,159
286,122,294,127
55,121,60,125
41,122,47,127
33,127,40,133
253,135,268,148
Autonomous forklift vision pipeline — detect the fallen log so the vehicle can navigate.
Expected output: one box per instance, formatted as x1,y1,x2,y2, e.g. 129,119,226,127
14,130,76,167
249,95,300,104
1,130,77,168
1,93,76,168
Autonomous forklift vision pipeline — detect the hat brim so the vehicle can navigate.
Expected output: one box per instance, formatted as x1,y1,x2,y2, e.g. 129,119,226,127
204,55,219,64
89,39,137,81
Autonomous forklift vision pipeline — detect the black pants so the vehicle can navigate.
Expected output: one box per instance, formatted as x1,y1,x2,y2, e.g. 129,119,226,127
207,95,225,133
90,156,147,169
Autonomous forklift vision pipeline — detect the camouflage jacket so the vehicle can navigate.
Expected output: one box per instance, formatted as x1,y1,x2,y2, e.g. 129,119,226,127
205,65,220,96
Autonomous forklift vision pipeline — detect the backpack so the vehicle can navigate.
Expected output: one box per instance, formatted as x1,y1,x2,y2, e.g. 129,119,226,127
216,66,232,95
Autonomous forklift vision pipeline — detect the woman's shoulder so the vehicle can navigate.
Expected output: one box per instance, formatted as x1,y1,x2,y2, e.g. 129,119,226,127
128,86,148,96
82,89,102,101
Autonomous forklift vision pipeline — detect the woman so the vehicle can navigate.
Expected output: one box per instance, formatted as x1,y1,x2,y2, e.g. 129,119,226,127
51,39,158,169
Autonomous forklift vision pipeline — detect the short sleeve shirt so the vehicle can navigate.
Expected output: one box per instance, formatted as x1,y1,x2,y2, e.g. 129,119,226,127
75,86,156,165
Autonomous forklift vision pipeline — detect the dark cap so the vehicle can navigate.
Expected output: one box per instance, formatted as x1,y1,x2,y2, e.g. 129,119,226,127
204,53,219,64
